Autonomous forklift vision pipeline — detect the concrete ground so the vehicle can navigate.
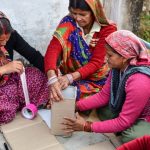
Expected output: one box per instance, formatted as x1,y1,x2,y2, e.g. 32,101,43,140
0,110,122,150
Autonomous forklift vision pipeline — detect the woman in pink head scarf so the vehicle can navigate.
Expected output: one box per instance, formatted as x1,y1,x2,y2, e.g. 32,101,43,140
63,30,150,143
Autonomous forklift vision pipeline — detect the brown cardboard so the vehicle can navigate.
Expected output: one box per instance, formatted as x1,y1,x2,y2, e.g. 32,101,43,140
1,113,64,150
51,100,75,136
51,86,76,136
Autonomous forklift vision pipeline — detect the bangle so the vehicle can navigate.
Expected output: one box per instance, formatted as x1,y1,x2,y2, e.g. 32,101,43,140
47,75,58,86
48,75,57,81
83,121,92,132
66,74,73,84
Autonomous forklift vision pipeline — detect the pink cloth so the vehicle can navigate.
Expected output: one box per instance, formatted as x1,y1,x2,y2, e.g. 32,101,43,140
105,30,150,66
77,73,150,133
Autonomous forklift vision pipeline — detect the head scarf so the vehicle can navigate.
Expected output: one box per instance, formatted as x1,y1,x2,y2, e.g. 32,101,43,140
85,0,109,25
105,30,150,66
53,0,110,98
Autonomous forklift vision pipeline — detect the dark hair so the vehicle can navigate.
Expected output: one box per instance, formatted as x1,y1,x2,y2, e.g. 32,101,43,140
69,0,91,11
0,18,13,36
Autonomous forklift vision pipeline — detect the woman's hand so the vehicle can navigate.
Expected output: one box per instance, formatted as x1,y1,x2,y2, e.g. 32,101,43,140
89,38,99,47
62,112,86,133
49,80,64,102
58,75,70,90
0,60,24,75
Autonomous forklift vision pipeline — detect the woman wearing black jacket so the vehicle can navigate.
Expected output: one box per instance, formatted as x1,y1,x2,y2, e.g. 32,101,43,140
1,11,44,72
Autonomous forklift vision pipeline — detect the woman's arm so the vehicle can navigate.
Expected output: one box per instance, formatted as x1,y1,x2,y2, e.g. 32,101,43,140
44,37,64,102
91,73,150,133
77,24,117,79
44,37,62,73
77,73,111,110
6,30,44,72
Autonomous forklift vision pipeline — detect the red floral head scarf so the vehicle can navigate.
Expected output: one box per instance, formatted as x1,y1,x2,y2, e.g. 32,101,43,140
105,30,150,66
85,0,109,25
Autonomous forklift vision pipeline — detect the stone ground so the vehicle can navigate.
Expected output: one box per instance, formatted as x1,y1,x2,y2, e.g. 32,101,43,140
0,110,122,150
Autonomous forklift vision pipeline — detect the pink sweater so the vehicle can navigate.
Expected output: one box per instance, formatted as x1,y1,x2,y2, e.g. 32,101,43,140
77,73,150,133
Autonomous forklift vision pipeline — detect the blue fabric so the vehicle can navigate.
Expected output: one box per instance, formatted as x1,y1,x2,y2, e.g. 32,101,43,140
61,16,92,66
110,66,150,117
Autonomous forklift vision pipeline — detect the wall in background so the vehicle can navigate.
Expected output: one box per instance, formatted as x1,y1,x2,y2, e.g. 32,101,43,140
0,0,69,56
1,0,144,57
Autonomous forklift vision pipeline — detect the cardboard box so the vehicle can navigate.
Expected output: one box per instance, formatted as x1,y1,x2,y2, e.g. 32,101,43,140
51,86,77,136
1,113,64,150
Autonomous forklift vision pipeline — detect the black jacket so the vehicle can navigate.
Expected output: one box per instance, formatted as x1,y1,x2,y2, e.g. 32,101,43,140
5,30,44,72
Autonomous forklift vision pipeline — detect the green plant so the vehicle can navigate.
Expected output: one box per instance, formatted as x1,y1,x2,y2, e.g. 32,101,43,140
138,12,150,42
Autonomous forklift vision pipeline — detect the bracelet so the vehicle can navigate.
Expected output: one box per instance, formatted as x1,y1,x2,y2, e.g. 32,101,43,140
83,121,92,132
66,74,73,84
47,75,58,86
48,75,57,81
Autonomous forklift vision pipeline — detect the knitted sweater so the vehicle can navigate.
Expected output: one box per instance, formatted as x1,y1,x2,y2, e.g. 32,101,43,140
77,73,150,133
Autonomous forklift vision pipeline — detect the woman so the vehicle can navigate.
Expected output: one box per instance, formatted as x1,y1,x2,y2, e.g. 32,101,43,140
0,12,49,124
44,0,117,102
63,30,150,143
0,11,44,72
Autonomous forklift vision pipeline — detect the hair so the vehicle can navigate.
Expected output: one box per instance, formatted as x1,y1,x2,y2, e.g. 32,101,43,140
69,0,92,11
0,18,13,36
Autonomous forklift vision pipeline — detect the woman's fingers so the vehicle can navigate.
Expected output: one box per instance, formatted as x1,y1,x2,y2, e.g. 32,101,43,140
90,38,99,47
57,91,64,100
51,88,61,101
61,83,68,90
58,76,70,89
49,75,70,102
50,82,64,101
10,60,24,73
65,130,74,133
64,117,76,123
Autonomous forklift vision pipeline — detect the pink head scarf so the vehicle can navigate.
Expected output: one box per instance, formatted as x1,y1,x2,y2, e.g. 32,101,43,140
105,30,150,66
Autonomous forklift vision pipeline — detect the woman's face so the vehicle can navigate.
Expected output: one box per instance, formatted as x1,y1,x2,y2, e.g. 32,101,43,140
70,8,94,29
106,44,126,70
0,33,11,47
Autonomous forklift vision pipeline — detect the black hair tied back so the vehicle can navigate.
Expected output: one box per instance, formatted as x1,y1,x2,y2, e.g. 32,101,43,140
69,0,91,11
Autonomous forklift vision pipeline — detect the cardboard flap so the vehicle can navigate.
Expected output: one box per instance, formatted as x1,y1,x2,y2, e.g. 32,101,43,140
1,113,64,150
1,113,42,133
